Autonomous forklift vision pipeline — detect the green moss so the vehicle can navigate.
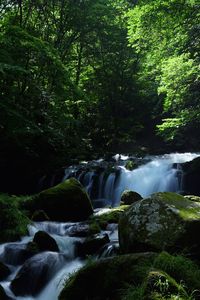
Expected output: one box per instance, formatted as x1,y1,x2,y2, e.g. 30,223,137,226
59,252,156,300
29,178,93,221
59,251,200,300
0,193,31,243
153,252,200,292
125,160,136,171
89,205,130,230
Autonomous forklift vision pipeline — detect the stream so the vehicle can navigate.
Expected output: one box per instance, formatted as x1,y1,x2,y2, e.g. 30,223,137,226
0,153,199,300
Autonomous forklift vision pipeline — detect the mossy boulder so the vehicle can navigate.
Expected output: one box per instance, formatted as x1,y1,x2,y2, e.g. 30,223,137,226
119,192,200,255
0,262,10,280
59,251,200,300
26,178,93,221
0,194,30,243
89,205,129,231
59,252,156,300
121,190,142,205
182,156,200,196
33,231,59,252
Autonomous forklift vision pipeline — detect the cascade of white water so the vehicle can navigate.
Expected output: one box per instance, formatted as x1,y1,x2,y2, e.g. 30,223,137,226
113,153,200,205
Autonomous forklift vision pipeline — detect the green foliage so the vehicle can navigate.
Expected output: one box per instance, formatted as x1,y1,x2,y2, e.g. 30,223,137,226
127,0,200,149
0,194,31,243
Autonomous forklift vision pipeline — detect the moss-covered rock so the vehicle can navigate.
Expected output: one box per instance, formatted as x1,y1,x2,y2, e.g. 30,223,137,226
33,231,59,252
59,251,200,300
119,192,200,255
0,262,10,280
0,194,30,243
59,252,156,300
89,205,129,231
25,178,93,222
121,190,142,205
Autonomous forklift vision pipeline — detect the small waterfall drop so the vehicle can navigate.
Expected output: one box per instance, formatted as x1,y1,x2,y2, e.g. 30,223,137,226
63,153,200,207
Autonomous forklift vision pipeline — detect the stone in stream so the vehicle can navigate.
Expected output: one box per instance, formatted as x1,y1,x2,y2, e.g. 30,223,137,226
2,243,37,266
120,190,142,205
11,252,65,296
119,192,200,257
33,231,59,252
24,178,93,222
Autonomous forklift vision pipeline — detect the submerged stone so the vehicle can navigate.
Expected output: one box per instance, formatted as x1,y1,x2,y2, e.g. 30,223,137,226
119,192,200,256
11,252,64,296
33,231,59,252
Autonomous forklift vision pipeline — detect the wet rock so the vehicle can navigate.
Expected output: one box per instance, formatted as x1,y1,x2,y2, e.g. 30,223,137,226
76,234,110,257
66,223,90,237
26,178,93,222
11,252,64,296
33,231,59,252
121,190,142,205
2,244,35,266
119,192,200,256
0,262,10,280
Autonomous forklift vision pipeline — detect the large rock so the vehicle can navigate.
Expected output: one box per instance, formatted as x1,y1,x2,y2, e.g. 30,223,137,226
121,190,142,205
11,252,64,296
27,178,93,222
59,252,156,300
182,156,200,196
33,231,59,252
119,192,200,255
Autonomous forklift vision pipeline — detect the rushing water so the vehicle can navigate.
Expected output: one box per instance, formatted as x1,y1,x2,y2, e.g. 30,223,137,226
63,152,200,207
1,153,200,300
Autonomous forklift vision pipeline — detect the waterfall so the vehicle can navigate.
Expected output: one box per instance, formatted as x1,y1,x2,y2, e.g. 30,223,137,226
63,153,200,207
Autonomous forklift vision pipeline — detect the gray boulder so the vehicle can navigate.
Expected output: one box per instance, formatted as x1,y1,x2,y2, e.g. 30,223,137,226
119,192,200,256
